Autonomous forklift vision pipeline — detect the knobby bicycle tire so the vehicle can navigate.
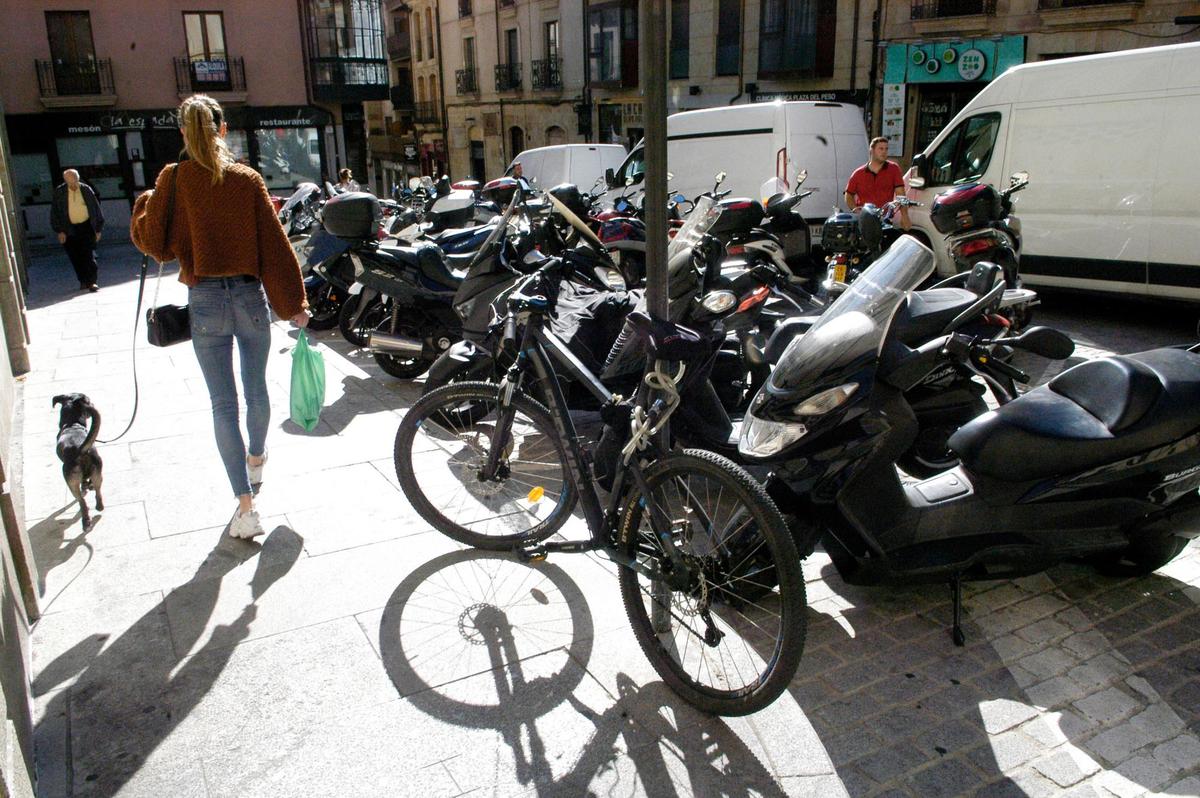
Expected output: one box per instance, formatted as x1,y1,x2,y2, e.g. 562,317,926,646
616,449,806,716
395,381,578,549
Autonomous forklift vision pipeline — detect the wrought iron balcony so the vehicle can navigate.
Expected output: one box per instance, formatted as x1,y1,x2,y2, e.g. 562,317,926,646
415,101,440,124
36,58,115,101
531,58,561,90
911,0,995,18
174,56,246,94
387,33,411,60
456,67,478,94
495,62,522,92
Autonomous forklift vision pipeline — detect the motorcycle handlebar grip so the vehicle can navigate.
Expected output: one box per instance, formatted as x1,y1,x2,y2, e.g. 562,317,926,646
501,314,518,354
984,353,1028,383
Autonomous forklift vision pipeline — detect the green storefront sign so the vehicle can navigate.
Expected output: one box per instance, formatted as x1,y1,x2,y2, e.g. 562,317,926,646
885,37,1026,84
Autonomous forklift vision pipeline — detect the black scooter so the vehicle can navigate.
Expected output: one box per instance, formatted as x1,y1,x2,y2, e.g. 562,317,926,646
739,236,1200,645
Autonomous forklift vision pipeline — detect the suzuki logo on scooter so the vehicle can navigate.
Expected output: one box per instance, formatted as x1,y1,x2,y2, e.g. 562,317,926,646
1165,464,1200,482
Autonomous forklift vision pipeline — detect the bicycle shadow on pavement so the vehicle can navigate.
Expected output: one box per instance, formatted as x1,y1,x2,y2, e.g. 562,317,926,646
783,555,1200,796
31,526,302,796
377,548,787,796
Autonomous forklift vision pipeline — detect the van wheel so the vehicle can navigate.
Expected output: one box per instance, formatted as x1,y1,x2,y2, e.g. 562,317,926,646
1093,536,1190,578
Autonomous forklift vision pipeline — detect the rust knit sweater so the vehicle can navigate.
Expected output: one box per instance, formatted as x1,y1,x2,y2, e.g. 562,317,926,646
130,160,307,319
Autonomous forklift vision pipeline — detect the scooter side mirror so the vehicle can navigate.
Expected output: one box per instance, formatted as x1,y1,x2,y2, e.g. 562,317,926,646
715,171,726,185
1011,170,1029,187
1008,326,1075,361
796,169,807,186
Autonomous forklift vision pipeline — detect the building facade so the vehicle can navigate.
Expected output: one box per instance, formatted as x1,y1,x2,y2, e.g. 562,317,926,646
438,0,587,181
0,0,341,245
298,0,390,187
878,0,1200,163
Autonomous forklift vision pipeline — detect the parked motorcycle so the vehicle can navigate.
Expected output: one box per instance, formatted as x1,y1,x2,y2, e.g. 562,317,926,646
739,234,1200,646
819,197,922,294
929,172,1035,328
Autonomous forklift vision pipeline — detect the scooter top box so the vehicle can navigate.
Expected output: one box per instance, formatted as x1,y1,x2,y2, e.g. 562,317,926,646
930,183,1002,234
322,192,381,239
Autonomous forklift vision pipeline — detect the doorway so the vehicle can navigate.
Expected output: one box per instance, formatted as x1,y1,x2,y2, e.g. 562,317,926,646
45,11,99,95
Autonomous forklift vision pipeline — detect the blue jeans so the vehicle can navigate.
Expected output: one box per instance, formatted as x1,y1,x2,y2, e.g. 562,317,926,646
189,277,272,497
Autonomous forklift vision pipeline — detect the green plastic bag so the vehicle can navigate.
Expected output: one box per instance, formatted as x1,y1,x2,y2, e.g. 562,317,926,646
289,330,325,432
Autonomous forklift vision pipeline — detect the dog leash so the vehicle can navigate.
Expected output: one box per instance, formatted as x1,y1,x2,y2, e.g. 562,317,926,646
97,256,150,444
99,166,178,445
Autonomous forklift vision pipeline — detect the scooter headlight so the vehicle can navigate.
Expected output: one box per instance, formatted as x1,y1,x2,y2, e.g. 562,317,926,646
701,290,737,314
738,415,808,459
792,383,858,416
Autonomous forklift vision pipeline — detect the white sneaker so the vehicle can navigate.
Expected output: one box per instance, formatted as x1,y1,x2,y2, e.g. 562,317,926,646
247,452,268,486
229,508,266,539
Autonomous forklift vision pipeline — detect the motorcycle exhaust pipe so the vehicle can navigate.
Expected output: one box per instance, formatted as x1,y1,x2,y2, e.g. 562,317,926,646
367,331,425,356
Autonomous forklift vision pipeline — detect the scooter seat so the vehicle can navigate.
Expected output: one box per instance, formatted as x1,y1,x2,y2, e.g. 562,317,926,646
949,348,1200,481
894,288,979,345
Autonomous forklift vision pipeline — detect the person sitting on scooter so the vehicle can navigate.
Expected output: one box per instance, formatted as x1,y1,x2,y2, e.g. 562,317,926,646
844,137,910,230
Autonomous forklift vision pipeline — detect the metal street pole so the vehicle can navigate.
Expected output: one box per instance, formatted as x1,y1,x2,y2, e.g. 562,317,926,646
642,0,668,319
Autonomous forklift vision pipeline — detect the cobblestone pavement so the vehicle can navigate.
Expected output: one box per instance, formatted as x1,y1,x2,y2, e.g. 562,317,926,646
17,245,1200,797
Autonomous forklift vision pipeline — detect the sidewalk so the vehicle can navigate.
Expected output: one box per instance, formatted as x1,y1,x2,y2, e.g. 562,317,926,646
17,245,1200,797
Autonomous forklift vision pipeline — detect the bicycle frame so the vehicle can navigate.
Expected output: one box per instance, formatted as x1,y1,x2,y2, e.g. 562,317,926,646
489,313,698,591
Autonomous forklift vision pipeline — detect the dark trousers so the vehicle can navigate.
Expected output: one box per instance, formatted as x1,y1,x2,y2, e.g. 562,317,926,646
64,223,98,286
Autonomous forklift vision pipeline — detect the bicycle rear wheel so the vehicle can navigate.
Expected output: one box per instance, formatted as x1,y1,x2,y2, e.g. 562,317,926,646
395,381,577,549
617,449,806,716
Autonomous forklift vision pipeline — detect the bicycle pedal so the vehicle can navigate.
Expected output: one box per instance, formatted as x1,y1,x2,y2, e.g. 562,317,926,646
515,543,549,563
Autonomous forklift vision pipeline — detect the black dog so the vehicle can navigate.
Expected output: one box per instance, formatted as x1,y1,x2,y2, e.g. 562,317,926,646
53,393,104,529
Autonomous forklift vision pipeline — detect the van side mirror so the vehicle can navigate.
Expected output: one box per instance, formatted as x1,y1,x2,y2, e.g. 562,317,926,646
908,153,927,188
605,168,615,188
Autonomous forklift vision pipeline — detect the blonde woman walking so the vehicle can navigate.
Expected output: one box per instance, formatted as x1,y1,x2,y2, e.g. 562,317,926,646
132,95,310,539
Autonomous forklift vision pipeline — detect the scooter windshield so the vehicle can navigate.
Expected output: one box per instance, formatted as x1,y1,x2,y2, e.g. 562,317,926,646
279,183,320,215
772,236,935,392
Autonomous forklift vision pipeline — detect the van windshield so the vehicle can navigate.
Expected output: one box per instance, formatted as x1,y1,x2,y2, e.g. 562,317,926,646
613,147,645,187
929,112,1001,185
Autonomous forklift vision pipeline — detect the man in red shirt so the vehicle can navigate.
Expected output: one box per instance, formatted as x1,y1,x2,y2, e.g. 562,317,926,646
844,136,910,230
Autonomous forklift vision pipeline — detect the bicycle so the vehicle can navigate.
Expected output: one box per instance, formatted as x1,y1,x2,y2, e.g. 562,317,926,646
394,254,807,716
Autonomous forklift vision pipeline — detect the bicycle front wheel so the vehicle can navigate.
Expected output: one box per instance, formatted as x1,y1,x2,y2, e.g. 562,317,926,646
617,449,806,716
395,381,577,549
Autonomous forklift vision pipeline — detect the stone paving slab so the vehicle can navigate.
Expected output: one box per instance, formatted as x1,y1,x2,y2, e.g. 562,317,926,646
17,247,1200,796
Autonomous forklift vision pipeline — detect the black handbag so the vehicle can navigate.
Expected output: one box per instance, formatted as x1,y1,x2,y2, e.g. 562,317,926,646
143,166,190,346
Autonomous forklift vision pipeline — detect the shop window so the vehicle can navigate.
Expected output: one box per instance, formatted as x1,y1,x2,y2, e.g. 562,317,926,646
255,127,322,189
226,130,250,167
927,112,1001,186
56,135,124,199
13,154,53,205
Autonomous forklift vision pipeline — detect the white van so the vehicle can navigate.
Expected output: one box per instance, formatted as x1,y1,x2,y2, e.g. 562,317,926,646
906,43,1200,301
605,101,869,234
506,144,627,193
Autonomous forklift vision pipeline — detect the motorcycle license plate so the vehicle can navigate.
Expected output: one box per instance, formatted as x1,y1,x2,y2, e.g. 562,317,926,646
832,262,847,283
